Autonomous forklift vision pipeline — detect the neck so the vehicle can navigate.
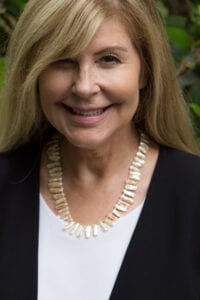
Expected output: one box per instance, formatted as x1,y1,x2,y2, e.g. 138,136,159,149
59,127,140,183
44,130,150,238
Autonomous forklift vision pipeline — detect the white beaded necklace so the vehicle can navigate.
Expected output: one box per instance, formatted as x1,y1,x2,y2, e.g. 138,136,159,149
46,133,149,239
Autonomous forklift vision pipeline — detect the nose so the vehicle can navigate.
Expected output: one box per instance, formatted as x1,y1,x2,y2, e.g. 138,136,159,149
71,64,100,98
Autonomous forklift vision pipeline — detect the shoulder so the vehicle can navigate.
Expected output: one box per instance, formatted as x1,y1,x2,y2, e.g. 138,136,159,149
0,140,42,185
157,146,200,200
159,145,200,176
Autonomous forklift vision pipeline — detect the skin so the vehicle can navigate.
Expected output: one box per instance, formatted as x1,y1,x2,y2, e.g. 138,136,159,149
39,16,159,224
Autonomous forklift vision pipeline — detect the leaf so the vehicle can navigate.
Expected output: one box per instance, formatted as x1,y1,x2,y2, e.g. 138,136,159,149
166,26,192,50
166,15,187,28
179,71,198,87
190,103,200,118
188,79,200,104
0,6,6,14
7,0,27,16
197,137,200,147
157,1,169,18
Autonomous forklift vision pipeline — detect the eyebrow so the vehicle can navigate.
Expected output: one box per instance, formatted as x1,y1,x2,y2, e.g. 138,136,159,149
95,46,128,55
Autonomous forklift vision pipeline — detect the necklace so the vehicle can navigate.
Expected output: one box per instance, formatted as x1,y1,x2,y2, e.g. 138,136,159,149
46,133,149,239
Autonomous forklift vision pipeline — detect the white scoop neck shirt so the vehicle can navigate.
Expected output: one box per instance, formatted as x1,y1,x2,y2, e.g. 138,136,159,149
38,194,144,300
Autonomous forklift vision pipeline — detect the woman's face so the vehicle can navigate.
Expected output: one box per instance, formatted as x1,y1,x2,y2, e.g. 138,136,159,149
39,16,143,149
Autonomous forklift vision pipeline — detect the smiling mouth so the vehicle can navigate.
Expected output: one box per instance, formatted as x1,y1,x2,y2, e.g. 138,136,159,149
64,105,111,116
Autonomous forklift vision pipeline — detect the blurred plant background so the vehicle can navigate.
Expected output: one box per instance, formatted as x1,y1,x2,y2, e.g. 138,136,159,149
0,0,200,143
158,0,200,144
0,0,27,87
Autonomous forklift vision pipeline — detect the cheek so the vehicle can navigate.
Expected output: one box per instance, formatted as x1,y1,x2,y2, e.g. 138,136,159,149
104,70,141,104
106,63,141,88
39,70,72,102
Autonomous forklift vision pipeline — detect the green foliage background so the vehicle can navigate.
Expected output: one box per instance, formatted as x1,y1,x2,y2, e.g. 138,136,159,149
158,0,200,143
0,0,200,142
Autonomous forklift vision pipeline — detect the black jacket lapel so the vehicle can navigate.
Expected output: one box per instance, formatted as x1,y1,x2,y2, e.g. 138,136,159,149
110,147,199,299
0,142,41,300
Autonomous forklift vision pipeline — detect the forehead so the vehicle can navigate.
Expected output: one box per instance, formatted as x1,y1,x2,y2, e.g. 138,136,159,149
80,16,133,53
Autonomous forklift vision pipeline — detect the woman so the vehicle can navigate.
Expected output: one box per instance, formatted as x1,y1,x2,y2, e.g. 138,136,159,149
0,0,199,299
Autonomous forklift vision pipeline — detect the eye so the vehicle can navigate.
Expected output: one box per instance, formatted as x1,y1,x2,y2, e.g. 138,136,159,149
100,55,121,64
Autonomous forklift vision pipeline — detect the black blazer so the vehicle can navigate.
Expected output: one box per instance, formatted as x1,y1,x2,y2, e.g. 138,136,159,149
0,142,200,300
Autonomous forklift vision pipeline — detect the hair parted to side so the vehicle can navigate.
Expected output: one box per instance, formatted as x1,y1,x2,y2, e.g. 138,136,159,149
0,0,199,154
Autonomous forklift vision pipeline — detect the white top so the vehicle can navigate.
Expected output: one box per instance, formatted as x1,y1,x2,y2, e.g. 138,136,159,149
38,194,144,300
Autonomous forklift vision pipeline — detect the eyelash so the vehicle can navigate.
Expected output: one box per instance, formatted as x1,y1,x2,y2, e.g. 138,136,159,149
100,54,120,64
54,54,121,68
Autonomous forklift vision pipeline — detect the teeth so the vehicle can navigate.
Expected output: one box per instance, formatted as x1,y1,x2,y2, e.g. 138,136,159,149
72,108,104,116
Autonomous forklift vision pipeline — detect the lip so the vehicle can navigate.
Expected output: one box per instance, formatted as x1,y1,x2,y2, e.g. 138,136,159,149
60,104,112,126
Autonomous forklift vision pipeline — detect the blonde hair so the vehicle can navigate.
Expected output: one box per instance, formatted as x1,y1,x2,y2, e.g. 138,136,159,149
0,0,198,154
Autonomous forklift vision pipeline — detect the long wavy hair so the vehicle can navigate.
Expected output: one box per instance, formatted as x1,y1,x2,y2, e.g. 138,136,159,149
0,0,198,154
